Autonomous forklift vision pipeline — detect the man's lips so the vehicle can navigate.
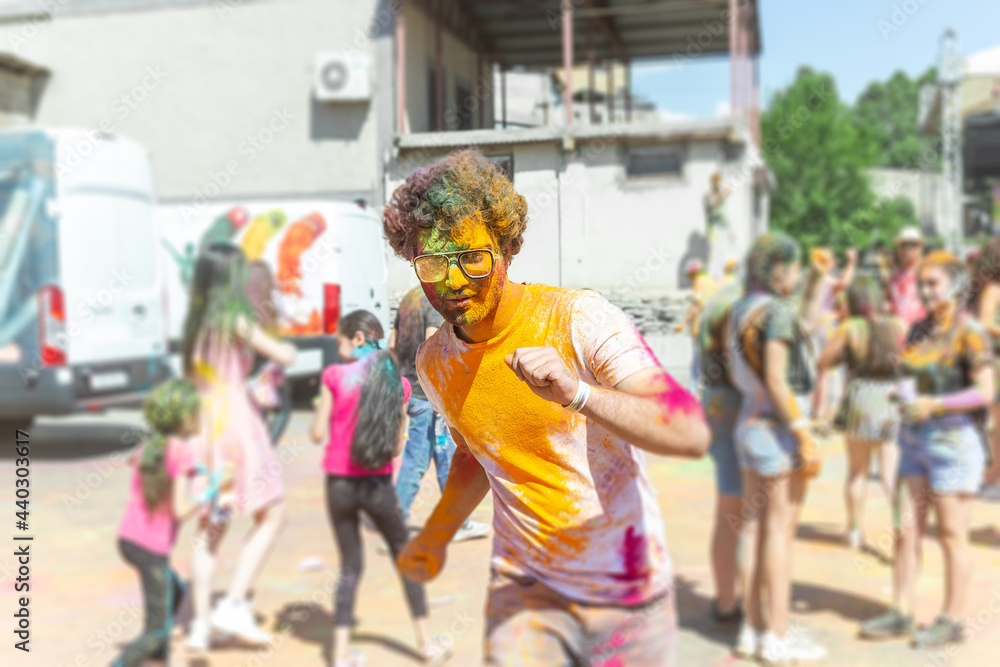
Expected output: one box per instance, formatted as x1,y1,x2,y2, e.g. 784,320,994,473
446,295,475,307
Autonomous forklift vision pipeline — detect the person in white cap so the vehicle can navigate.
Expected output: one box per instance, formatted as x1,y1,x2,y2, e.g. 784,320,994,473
887,227,928,328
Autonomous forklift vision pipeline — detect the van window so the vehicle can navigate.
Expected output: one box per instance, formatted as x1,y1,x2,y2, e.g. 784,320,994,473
0,168,57,360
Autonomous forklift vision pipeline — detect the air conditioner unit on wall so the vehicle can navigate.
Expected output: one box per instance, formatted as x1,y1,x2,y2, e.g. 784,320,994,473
314,53,371,102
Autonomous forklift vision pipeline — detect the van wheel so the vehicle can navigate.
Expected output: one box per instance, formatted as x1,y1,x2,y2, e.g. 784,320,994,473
0,417,34,433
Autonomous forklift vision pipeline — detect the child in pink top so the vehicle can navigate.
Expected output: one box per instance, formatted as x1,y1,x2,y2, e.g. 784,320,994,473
114,379,233,667
310,310,449,667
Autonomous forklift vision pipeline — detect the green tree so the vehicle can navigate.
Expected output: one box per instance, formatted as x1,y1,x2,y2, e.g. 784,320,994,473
853,67,938,169
762,67,877,253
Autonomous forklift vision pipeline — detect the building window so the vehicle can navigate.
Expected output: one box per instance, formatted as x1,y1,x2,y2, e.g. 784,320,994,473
452,79,474,131
625,148,683,178
427,64,439,132
487,155,513,181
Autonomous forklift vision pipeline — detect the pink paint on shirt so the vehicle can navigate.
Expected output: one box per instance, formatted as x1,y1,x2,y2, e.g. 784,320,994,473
321,359,411,477
888,266,927,327
118,437,192,557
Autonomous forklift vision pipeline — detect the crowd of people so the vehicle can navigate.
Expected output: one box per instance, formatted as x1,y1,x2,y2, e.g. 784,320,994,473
107,147,1000,666
695,226,999,662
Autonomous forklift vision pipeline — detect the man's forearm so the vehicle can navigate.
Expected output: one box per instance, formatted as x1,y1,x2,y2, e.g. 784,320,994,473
422,444,490,543
581,382,708,458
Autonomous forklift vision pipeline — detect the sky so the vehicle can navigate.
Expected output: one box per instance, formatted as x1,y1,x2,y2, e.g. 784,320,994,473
631,0,1000,119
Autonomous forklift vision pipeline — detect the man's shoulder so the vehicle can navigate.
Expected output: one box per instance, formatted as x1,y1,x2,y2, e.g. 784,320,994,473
415,324,451,365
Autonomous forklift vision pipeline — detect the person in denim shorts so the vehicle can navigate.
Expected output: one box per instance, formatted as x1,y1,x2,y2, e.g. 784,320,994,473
726,234,828,664
861,251,995,649
697,280,746,625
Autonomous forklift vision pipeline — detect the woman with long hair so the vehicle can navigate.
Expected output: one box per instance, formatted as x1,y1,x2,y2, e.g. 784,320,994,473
310,310,449,667
818,275,908,552
969,237,1000,487
182,244,297,650
874,251,994,648
727,232,826,663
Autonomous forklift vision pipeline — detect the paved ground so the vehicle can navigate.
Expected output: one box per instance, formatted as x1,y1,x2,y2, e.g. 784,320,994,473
3,390,1000,666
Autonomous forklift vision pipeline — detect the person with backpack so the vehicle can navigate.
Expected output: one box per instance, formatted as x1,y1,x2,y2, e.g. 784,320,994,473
390,285,490,542
726,233,827,663
310,309,451,667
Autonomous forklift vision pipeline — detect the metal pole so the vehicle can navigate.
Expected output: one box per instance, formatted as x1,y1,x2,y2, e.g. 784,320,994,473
477,53,484,129
607,60,614,122
395,11,406,134
562,0,574,126
625,59,632,123
729,0,737,118
501,67,507,129
588,26,596,124
435,22,444,131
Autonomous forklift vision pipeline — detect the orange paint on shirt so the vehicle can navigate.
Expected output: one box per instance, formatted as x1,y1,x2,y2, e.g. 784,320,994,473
417,283,673,605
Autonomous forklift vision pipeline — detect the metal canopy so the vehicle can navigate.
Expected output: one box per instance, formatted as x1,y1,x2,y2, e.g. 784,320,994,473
453,0,762,68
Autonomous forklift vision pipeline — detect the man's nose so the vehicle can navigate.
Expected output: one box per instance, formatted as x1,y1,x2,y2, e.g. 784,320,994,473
445,260,469,291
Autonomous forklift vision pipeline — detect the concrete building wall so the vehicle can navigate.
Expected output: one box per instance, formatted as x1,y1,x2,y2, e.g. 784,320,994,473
384,127,758,302
0,0,384,203
402,3,494,134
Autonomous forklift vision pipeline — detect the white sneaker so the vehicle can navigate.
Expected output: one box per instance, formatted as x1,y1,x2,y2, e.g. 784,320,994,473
760,628,828,664
846,529,862,551
451,520,490,543
186,618,212,652
734,622,760,658
787,627,828,662
211,598,272,646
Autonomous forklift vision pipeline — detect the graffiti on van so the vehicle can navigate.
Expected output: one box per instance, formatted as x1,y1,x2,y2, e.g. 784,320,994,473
277,213,327,297
161,206,329,337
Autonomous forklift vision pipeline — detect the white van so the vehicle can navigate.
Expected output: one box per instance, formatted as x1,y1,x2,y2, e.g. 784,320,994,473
0,128,170,429
157,201,389,382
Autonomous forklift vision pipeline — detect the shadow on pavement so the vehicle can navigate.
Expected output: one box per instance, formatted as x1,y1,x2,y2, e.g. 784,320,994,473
789,582,889,623
971,525,1000,547
273,601,425,663
796,522,847,547
674,574,739,649
0,419,141,460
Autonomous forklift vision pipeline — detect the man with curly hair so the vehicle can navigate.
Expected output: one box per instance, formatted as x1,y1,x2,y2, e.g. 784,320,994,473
386,148,709,666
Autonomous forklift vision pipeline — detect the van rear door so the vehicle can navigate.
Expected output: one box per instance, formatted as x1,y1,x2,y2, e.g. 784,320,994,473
59,191,165,368
338,213,389,333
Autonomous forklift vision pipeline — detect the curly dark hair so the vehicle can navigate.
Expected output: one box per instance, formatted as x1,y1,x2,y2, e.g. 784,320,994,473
383,148,527,260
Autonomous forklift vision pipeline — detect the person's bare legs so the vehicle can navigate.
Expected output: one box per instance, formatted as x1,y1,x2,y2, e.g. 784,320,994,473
934,493,975,620
192,517,228,623
711,494,745,614
896,476,929,616
877,442,900,509
762,473,792,636
986,404,1000,485
227,500,286,602
845,437,871,539
741,469,766,633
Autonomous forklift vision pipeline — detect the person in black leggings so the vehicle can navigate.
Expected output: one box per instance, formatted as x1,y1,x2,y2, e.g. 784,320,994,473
310,310,450,667
326,475,426,625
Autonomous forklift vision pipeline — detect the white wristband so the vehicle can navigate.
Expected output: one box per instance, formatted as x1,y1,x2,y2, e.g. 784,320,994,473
789,418,809,432
564,381,591,413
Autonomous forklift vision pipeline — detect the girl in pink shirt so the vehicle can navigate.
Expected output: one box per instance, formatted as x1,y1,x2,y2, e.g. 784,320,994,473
310,309,449,667
114,379,232,667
